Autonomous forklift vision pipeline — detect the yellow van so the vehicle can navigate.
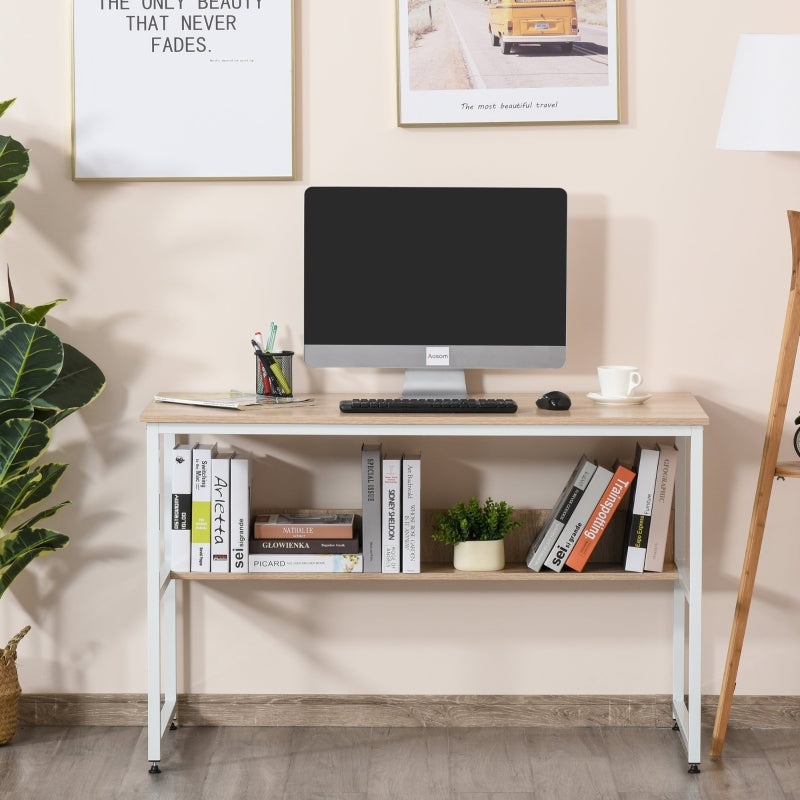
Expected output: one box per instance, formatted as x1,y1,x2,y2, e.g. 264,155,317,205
488,0,580,55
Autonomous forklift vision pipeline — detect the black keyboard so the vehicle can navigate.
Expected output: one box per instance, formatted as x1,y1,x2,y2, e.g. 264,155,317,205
339,398,518,414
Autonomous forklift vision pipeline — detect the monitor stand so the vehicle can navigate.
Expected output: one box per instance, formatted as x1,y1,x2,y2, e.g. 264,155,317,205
401,369,468,399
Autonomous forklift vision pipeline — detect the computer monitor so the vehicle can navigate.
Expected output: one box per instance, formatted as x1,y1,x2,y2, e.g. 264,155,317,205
303,186,567,398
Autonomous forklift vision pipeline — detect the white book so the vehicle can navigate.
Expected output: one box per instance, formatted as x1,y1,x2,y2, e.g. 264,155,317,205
542,465,613,572
401,452,422,574
229,454,251,573
644,443,679,573
210,450,233,573
361,443,382,573
190,442,217,572
170,443,194,573
526,455,597,571
623,444,660,573
248,553,363,573
381,455,401,573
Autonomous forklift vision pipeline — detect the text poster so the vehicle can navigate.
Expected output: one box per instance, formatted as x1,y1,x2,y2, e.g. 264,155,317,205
73,0,294,180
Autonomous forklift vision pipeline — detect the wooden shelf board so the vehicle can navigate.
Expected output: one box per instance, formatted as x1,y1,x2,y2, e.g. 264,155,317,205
173,562,679,582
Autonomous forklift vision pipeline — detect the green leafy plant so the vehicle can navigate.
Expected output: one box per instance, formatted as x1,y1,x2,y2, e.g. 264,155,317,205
432,496,522,545
0,98,105,599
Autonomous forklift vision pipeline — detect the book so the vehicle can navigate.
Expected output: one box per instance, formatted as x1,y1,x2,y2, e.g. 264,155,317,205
249,535,362,555
253,512,356,540
565,463,636,572
170,443,194,572
541,464,613,572
229,454,251,573
644,443,679,572
190,442,218,571
154,391,315,409
210,450,233,573
248,553,363,573
622,443,660,573
361,443,382,573
154,391,262,409
401,452,422,574
381,455,402,573
525,455,598,571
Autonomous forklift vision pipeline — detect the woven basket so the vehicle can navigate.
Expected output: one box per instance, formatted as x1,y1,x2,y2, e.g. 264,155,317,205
0,626,30,745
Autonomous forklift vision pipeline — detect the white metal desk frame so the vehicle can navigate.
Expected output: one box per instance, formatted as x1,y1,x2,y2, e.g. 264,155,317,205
146,416,704,772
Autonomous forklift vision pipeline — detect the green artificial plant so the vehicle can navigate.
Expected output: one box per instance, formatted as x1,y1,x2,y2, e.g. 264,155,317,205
431,496,522,546
0,98,105,599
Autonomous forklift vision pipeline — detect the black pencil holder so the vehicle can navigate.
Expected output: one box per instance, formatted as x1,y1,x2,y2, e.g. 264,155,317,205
255,351,294,397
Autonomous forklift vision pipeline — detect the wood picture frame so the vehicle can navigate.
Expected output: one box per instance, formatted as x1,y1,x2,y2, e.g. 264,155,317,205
397,0,619,127
72,0,295,180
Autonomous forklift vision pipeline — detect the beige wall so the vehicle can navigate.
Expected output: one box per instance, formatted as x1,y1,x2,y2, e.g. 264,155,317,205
2,0,800,698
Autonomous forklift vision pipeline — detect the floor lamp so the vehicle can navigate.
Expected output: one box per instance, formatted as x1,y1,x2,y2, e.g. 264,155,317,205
711,34,800,757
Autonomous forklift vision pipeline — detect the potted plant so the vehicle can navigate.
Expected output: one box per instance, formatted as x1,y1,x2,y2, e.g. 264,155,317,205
432,496,522,571
0,98,105,744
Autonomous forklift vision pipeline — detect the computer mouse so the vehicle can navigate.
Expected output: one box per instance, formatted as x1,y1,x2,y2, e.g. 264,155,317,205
536,391,572,411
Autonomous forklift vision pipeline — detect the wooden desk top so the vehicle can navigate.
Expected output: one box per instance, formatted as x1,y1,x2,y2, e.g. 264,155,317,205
141,392,709,429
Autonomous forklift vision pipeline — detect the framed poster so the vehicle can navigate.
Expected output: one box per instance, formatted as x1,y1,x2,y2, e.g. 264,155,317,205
72,0,294,180
397,0,619,126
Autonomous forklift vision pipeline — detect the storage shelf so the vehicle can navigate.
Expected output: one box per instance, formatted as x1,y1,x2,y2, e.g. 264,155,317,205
172,561,680,582
144,391,707,771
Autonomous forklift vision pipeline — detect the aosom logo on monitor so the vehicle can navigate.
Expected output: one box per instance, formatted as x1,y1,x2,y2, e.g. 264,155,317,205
426,347,450,365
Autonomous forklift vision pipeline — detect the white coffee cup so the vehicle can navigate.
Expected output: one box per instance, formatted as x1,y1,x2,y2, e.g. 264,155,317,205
597,365,643,398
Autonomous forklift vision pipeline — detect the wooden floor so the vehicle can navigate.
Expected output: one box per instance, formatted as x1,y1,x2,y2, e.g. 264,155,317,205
2,723,799,799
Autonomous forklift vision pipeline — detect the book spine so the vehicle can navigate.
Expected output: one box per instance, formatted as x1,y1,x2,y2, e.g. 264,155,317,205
210,452,232,573
249,537,362,555
361,443,382,573
644,444,679,572
253,521,355,539
623,445,660,573
527,456,597,571
542,465,613,572
565,465,636,572
381,456,401,573
190,443,217,572
170,443,194,573
229,455,251,573
248,554,364,573
401,452,422,574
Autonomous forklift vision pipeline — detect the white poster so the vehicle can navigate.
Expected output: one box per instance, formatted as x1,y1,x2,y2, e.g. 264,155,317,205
72,0,294,180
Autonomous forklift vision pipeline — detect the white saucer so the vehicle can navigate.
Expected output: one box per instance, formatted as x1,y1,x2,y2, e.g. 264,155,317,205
587,392,652,406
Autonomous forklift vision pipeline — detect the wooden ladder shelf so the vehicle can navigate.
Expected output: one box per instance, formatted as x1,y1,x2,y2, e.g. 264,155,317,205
711,210,800,756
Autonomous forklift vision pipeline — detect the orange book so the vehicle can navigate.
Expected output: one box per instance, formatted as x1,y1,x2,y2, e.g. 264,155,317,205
565,464,636,572
254,512,355,540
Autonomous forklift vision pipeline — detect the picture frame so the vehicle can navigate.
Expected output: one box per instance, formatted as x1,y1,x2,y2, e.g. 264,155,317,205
72,0,295,180
396,0,619,127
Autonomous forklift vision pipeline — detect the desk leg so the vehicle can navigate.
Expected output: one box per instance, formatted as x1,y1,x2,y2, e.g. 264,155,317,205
147,427,177,772
671,430,703,771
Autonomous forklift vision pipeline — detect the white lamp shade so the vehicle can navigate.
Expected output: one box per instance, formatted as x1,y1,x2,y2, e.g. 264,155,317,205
717,34,800,151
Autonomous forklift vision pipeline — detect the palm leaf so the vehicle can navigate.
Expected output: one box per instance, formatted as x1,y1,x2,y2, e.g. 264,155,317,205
0,397,32,423
0,417,51,483
0,302,24,332
35,342,105,426
0,526,69,600
0,323,62,401
0,463,67,527
0,133,29,206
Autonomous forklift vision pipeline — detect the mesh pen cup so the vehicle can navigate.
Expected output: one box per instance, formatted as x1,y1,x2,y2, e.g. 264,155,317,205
255,351,294,397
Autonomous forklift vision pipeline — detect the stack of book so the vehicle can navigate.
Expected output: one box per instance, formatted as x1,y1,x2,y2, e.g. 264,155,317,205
363,445,422,574
525,453,636,573
249,512,362,573
170,442,251,574
625,442,679,573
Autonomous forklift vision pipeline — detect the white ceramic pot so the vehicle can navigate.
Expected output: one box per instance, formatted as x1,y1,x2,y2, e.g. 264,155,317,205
453,539,505,572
